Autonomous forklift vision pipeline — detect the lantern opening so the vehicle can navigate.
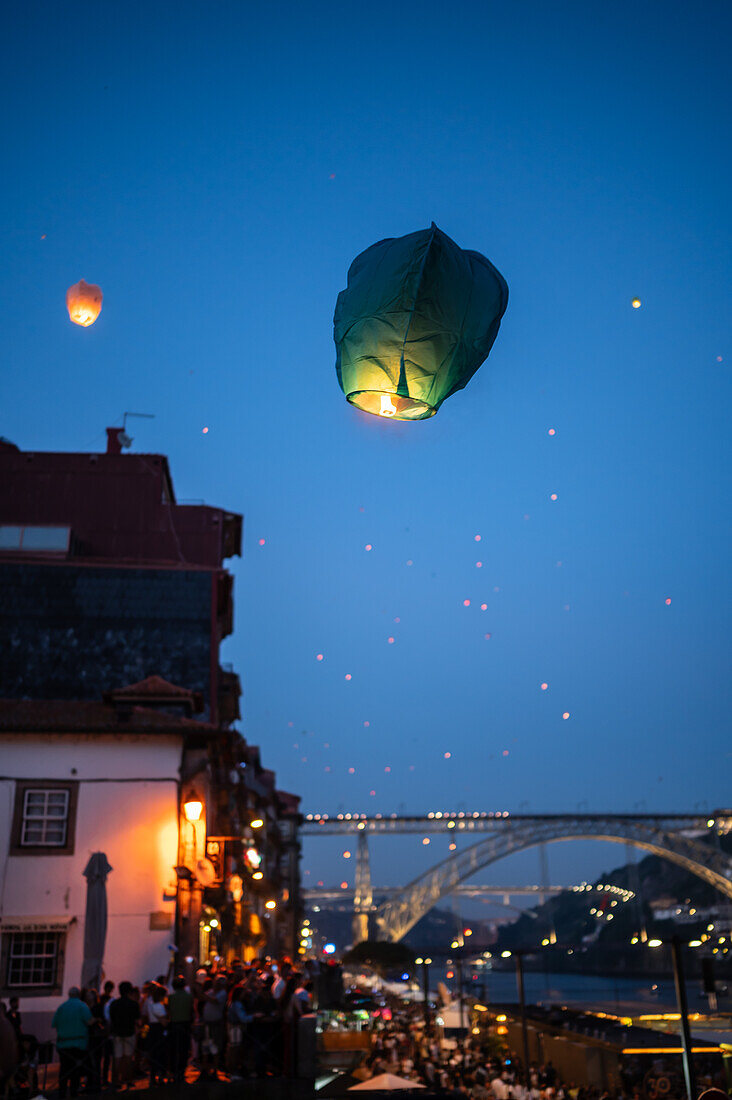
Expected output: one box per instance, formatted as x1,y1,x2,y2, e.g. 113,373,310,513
69,304,98,327
347,390,436,421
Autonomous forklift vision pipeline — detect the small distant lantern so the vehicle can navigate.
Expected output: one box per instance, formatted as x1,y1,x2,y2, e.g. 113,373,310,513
334,223,507,420
66,279,103,327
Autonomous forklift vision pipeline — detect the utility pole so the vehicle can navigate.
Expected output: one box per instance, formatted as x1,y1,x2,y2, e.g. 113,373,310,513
538,844,556,945
515,952,531,1086
415,956,432,1028
352,830,372,944
626,838,647,943
670,938,696,1100
423,958,432,1028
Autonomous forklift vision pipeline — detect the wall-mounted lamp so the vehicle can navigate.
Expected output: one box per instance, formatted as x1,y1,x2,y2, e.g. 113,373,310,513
183,790,204,822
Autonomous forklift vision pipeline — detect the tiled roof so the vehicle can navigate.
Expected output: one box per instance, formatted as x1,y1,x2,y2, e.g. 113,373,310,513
108,675,193,698
103,676,204,714
0,698,218,735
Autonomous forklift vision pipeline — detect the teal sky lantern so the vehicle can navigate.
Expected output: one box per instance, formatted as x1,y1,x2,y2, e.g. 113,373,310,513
334,223,508,421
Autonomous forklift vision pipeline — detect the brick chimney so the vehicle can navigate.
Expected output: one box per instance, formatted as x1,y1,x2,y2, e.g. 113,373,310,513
106,427,124,455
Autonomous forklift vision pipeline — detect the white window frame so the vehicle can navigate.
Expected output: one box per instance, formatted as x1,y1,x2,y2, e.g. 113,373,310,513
21,788,70,847
4,931,63,991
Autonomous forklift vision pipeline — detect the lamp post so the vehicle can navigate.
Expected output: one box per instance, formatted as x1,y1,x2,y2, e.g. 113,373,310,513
645,935,696,1100
415,958,432,1028
456,955,466,1032
670,938,696,1100
514,952,531,1086
178,788,205,969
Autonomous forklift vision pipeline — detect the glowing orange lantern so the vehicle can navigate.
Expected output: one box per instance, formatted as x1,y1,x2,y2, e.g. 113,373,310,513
66,279,103,327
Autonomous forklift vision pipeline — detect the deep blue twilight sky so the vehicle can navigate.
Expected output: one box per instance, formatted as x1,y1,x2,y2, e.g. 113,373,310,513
2,1,730,903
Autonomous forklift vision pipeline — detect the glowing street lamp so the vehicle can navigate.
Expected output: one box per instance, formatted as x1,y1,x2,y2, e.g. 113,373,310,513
183,790,204,822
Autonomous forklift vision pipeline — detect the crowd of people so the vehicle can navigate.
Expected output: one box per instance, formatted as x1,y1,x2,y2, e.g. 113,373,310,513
3,967,731,1099
351,1007,726,1100
1,956,314,1098
354,1011,603,1098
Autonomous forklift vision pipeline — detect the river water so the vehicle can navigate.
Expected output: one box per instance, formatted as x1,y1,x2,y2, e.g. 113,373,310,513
469,970,714,1015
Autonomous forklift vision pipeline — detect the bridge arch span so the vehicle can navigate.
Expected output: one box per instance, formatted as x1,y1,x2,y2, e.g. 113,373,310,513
374,817,732,942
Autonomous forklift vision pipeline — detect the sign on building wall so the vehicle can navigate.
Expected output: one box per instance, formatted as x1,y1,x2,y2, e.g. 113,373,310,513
149,912,173,931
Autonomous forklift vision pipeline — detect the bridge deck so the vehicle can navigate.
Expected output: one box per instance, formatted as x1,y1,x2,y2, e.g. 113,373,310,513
301,811,712,835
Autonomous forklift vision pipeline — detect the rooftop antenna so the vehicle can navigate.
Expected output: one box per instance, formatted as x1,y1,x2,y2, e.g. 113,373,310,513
119,411,155,449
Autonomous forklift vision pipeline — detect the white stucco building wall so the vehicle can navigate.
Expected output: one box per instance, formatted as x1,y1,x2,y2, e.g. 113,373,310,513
0,732,184,1038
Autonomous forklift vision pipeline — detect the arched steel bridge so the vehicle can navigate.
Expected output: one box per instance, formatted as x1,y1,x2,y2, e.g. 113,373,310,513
301,811,732,943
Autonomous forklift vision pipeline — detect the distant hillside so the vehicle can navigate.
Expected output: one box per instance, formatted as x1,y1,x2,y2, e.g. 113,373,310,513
490,832,732,976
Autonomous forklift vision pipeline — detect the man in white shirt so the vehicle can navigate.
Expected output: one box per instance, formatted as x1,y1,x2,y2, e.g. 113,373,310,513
492,1074,510,1100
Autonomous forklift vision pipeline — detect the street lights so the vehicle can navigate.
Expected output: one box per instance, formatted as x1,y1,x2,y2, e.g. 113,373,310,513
413,959,431,1025
632,934,697,1100
502,934,701,1100
178,788,206,969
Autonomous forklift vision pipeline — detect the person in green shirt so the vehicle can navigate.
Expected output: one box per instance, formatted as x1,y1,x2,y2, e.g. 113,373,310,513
52,987,92,1099
167,975,194,1083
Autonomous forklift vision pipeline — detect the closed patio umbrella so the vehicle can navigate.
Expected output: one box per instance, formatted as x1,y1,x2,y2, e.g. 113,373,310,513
81,852,113,990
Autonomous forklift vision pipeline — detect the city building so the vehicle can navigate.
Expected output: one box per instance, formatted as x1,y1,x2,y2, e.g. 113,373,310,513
0,431,301,1032
0,428,241,722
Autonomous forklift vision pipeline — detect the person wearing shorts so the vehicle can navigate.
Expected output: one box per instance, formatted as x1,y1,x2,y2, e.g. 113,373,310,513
108,983,139,1088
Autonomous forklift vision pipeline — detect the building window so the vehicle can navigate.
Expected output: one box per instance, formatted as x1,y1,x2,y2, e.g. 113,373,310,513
10,781,78,856
0,525,71,554
22,789,69,846
1,932,65,995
